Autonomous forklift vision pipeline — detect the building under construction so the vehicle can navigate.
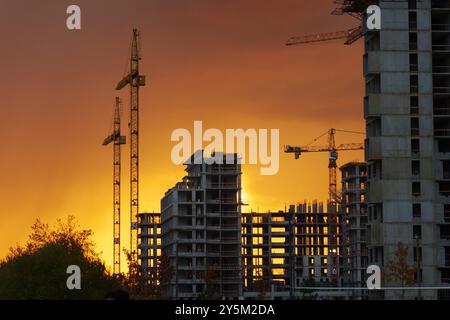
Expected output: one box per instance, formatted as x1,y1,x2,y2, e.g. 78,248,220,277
137,212,161,283
160,151,243,299
285,0,450,299
138,157,367,299
295,202,345,287
241,202,349,299
363,0,450,299
241,210,295,299
340,162,368,299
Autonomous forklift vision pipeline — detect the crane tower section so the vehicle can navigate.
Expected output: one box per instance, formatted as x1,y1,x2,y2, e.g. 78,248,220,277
116,29,146,262
102,97,126,274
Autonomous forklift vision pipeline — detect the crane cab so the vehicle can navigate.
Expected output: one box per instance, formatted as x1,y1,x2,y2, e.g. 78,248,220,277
329,151,338,161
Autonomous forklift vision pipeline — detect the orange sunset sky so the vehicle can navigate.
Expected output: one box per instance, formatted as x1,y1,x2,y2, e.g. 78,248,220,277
0,0,365,271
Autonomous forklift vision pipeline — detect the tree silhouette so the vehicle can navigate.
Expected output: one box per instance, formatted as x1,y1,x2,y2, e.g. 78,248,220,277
121,250,174,299
385,242,416,300
197,264,220,299
122,248,157,299
0,216,121,299
255,278,270,300
155,252,174,299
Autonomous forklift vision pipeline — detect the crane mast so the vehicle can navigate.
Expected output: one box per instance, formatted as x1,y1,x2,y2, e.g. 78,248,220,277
102,97,126,274
116,28,146,262
327,129,339,285
285,128,364,285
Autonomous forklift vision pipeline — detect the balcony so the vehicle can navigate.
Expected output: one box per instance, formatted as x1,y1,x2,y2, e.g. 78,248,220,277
222,211,241,218
207,167,240,175
440,225,450,240
222,289,240,297
206,198,238,204
219,264,240,271
435,111,450,138
364,94,381,118
434,87,450,94
363,52,381,75
221,277,240,284
207,182,239,189
432,0,450,9
445,208,450,223
220,223,240,231
433,65,450,74
434,106,450,116
221,238,240,244
205,250,220,257
435,129,450,138
365,137,381,160
433,43,450,52
205,225,221,231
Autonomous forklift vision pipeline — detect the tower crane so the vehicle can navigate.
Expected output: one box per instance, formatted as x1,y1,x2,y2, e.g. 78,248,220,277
102,97,126,275
285,128,364,285
286,0,377,46
116,29,146,262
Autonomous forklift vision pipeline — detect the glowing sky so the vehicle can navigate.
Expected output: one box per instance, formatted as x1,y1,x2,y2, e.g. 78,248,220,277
0,0,364,271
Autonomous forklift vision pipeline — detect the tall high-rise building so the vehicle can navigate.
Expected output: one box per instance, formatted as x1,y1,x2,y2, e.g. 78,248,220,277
364,0,450,299
340,162,368,299
160,151,243,299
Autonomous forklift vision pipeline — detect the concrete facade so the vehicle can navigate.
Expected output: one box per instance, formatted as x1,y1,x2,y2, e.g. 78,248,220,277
241,203,346,299
137,212,161,283
140,203,348,299
340,162,368,299
295,202,345,287
364,0,450,299
141,203,349,299
241,211,295,299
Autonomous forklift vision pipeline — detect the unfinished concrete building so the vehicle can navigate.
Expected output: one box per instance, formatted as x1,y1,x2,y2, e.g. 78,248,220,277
340,162,368,298
137,212,161,282
161,151,243,299
146,200,347,299
364,0,450,299
240,202,348,299
295,202,345,288
241,211,295,299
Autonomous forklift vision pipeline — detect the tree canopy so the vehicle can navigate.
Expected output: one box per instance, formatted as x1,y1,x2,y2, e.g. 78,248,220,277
0,216,121,299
